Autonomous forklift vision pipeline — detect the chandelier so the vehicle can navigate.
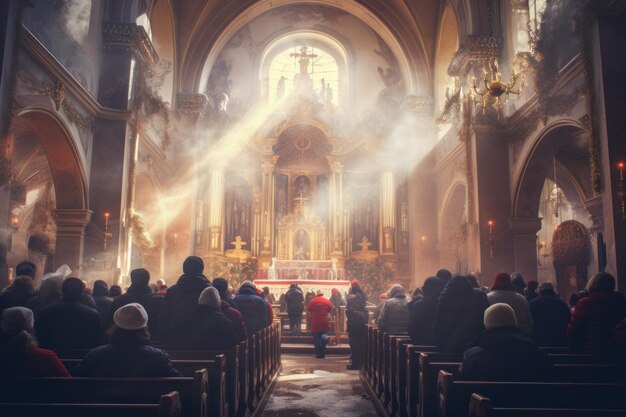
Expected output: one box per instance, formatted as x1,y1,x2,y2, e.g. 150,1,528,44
471,60,523,112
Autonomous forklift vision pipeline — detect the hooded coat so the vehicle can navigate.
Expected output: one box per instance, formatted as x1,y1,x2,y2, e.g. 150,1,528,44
26,275,63,318
434,276,489,353
408,277,444,345
529,290,571,346
378,285,410,334
487,290,533,335
0,277,34,317
233,284,268,335
74,329,181,377
307,295,333,333
158,272,211,344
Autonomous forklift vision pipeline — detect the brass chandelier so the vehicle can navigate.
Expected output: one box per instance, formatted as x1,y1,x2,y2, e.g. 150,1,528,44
471,60,524,112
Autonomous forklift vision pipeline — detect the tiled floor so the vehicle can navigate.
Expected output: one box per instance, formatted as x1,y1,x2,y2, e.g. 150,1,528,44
262,354,377,417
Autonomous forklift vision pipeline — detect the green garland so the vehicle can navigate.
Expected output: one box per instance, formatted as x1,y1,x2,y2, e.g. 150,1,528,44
204,253,258,288
344,258,394,300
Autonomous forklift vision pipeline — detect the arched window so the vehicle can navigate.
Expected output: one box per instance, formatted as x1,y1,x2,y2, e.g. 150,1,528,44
268,45,340,105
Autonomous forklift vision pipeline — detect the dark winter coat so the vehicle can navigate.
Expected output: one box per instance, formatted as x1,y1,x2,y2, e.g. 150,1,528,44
106,286,163,339
173,305,237,350
74,329,181,377
221,300,247,342
36,300,105,350
0,278,34,316
568,290,626,354
408,295,440,345
233,285,268,335
93,295,113,324
26,293,62,319
346,294,368,334
158,273,211,344
434,276,489,353
378,287,410,334
285,286,305,316
529,291,571,346
349,286,368,304
307,295,333,333
459,326,553,381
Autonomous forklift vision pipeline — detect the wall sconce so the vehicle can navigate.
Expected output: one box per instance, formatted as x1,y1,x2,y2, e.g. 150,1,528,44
618,161,625,219
487,219,495,259
10,214,20,231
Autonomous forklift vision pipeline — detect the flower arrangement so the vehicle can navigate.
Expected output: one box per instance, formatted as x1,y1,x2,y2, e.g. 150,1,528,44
345,258,394,300
204,253,258,288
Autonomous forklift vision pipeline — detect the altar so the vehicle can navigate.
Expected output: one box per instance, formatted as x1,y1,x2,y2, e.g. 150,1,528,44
254,279,352,299
256,259,345,280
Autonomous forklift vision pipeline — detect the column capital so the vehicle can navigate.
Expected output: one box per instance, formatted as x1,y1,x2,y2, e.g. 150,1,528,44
261,156,279,173
508,217,542,235
326,157,344,173
102,22,158,67
54,209,93,234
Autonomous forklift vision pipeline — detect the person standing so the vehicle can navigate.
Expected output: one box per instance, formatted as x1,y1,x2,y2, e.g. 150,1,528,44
285,284,305,335
346,293,368,369
307,290,333,358
233,282,268,335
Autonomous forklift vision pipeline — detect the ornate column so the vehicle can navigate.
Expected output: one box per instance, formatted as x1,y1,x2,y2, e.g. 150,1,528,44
208,161,226,252
259,157,277,257
54,209,92,277
328,158,344,262
380,170,396,255
177,93,208,255
508,217,542,281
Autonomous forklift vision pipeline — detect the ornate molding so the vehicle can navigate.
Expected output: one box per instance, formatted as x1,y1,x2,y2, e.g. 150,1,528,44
176,93,209,119
448,35,501,77
17,67,95,130
102,22,158,67
403,95,433,118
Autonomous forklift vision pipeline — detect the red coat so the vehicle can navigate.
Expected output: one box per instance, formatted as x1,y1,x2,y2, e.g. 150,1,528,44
568,290,626,354
0,347,71,377
307,295,333,333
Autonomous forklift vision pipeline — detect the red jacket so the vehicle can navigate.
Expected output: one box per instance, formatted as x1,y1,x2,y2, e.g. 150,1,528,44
0,347,71,377
307,295,333,333
568,290,626,354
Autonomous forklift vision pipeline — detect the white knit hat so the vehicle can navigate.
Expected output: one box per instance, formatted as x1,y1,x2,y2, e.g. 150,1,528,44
198,287,221,307
1,307,34,335
113,303,148,330
484,303,517,330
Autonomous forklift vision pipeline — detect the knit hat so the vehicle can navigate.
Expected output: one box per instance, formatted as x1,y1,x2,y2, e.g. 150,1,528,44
492,272,515,291
351,279,360,287
1,307,34,335
183,256,204,274
484,303,517,330
113,303,148,330
527,280,539,292
199,287,221,307
213,278,229,298
387,284,405,298
422,276,445,297
379,292,388,300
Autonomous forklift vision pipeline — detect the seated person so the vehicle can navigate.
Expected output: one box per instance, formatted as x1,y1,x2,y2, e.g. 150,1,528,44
0,307,70,377
172,287,237,350
74,303,180,377
459,303,552,381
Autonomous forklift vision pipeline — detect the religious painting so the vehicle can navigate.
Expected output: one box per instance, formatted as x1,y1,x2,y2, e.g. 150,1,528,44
350,183,379,252
293,229,311,260
225,177,252,246
275,174,289,224
316,174,329,220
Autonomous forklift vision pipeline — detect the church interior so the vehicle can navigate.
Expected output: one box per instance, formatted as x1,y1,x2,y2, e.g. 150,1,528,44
1,0,626,416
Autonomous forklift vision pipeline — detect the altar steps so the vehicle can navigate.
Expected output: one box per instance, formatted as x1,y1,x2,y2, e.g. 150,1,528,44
280,333,351,354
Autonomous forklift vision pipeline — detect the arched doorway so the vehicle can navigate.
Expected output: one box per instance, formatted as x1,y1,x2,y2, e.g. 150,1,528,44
552,220,591,297
438,183,469,274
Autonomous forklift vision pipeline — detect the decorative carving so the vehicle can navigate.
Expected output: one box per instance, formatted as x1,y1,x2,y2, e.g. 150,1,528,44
17,68,95,130
102,23,158,67
176,93,209,119
448,35,501,78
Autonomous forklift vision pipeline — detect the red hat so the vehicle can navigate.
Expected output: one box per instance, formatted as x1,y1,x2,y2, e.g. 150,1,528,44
379,292,388,300
351,279,360,287
492,272,514,291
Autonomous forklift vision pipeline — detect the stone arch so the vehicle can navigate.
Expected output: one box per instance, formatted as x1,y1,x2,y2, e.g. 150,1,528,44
134,171,164,276
10,108,90,276
438,181,469,273
149,0,177,104
434,3,460,113
513,121,594,219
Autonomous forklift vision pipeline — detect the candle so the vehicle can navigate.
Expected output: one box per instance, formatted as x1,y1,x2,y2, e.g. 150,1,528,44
487,219,494,234
618,161,624,181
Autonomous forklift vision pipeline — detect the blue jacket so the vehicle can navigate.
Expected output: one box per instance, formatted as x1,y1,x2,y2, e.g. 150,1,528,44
233,285,268,335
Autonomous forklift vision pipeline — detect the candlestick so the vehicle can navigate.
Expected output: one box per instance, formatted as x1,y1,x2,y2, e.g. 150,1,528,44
487,219,494,259
103,212,113,250
618,162,625,219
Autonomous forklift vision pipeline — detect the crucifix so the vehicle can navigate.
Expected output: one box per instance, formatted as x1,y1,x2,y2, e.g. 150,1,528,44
230,235,247,251
358,236,372,251
293,192,309,206
290,46,317,75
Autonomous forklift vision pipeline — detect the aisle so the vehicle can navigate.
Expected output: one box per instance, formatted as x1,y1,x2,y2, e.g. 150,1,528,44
262,354,377,417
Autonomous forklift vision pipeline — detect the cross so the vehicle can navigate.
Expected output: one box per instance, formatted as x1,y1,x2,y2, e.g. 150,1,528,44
293,192,309,206
358,236,372,251
230,235,247,251
290,46,317,75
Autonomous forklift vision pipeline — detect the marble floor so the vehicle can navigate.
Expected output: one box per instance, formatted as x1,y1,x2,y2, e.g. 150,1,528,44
262,354,377,417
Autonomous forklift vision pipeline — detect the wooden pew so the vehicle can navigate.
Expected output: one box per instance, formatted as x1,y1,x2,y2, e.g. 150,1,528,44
0,391,181,417
469,393,626,417
395,338,414,417
438,370,626,417
404,345,437,417
0,370,208,417
387,334,410,415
